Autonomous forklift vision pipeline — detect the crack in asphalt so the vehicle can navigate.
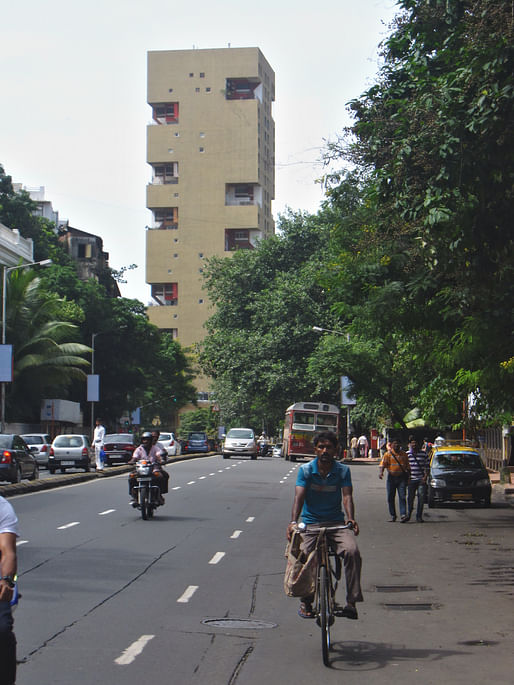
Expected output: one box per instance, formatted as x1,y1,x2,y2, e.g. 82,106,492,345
23,544,178,659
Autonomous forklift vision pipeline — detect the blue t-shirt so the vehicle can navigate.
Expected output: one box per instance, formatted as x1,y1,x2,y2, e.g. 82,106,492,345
296,459,352,524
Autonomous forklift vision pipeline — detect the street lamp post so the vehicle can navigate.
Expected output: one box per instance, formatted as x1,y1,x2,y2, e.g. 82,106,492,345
1,259,52,431
89,333,99,441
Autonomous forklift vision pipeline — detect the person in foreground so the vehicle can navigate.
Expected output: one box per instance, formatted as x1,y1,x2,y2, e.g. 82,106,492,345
0,495,18,685
286,431,363,620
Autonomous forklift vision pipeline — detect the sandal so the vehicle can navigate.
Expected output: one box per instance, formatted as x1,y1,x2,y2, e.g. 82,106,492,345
298,602,315,619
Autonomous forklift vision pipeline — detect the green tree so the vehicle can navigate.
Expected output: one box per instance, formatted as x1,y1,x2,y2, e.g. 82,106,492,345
321,0,514,428
199,210,339,432
4,268,91,420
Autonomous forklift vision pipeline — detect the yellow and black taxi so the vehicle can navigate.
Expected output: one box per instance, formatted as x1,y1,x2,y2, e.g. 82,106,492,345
427,440,491,508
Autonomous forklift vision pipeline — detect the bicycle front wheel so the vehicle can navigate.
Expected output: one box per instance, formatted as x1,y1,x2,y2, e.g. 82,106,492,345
319,565,331,666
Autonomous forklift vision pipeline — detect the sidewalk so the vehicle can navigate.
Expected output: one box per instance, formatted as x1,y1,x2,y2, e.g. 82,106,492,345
343,456,514,505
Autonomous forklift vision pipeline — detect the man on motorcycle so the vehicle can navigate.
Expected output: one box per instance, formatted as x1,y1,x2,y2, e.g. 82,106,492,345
258,432,269,457
128,432,166,506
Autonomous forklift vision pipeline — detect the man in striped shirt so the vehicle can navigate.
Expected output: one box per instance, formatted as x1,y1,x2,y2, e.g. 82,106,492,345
379,439,411,522
406,437,429,522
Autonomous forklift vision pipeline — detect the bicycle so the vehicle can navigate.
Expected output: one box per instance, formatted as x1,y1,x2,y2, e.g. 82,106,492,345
298,521,354,667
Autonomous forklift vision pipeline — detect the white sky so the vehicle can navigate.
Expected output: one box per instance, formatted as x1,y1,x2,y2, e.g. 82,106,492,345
1,0,399,302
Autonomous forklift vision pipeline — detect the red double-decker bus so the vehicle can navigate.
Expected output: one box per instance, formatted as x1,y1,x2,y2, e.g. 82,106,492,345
282,401,340,461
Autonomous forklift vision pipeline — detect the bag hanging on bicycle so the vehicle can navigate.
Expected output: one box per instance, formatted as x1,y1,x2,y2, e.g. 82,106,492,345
283,530,317,598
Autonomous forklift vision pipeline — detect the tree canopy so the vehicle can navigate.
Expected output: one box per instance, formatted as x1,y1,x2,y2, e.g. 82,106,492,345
1,163,196,428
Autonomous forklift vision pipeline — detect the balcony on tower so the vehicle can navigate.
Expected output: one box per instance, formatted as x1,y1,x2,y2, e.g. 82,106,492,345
149,207,179,230
226,77,262,102
151,282,178,306
150,102,179,125
151,163,179,185
225,228,262,251
225,183,262,207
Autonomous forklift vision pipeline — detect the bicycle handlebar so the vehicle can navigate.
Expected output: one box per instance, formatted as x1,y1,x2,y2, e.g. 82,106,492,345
297,521,354,532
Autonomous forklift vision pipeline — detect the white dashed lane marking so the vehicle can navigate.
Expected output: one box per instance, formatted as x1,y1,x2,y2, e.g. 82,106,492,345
115,635,155,665
98,509,116,516
57,522,80,530
177,585,198,603
209,552,225,565
230,530,242,539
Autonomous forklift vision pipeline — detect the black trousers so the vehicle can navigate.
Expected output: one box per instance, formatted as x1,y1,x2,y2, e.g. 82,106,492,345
0,600,16,685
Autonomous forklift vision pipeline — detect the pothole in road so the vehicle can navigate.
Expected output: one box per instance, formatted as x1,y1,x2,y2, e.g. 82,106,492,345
202,618,277,629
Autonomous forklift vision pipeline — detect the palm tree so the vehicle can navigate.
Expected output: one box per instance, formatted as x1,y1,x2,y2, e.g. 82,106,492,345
4,268,91,420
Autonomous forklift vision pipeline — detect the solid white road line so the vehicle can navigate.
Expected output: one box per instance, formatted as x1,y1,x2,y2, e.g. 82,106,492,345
177,585,199,603
230,530,242,539
115,634,155,665
98,509,115,516
209,552,226,565
57,522,80,530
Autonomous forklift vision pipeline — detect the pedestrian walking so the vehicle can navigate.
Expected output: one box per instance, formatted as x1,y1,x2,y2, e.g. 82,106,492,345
93,418,106,471
350,435,359,460
0,495,18,685
379,438,411,522
357,434,369,458
406,437,429,522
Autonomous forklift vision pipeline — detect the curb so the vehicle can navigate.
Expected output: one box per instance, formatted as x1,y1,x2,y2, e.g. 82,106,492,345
0,451,215,498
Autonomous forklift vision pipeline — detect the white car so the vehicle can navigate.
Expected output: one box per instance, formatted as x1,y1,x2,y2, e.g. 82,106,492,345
272,443,283,458
158,432,181,457
21,433,51,467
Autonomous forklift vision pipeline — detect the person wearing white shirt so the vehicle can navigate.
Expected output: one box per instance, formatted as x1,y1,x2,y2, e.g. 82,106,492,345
0,495,18,684
93,418,106,471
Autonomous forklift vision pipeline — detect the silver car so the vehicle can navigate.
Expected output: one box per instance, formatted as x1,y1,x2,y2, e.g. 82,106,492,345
48,434,93,473
222,428,258,460
21,433,51,467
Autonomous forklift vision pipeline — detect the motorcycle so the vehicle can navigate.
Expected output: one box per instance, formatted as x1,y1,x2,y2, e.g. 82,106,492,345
132,459,164,520
258,441,269,457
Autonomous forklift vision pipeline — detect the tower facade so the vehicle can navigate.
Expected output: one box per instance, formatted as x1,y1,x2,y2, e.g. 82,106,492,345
145,47,275,393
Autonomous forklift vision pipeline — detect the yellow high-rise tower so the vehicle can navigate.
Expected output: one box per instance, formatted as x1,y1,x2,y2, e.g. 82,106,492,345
145,47,275,397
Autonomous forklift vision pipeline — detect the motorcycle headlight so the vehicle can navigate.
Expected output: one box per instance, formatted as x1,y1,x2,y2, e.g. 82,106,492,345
476,478,490,487
430,478,446,488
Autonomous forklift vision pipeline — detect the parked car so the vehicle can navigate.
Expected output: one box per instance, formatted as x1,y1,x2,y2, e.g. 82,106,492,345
48,434,93,473
427,441,492,508
222,428,258,459
0,434,39,483
158,432,181,457
272,443,283,458
182,432,210,454
21,433,51,467
102,433,136,466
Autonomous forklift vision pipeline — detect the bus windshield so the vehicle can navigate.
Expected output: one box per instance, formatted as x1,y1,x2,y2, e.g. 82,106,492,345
292,412,315,430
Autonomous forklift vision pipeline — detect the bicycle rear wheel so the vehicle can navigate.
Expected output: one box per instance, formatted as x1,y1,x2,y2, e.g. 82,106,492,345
319,565,331,666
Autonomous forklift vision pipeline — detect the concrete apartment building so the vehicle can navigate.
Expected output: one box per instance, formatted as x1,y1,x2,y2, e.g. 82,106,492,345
145,47,275,394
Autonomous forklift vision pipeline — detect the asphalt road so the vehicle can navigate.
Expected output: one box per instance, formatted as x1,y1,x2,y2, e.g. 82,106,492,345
7,455,514,684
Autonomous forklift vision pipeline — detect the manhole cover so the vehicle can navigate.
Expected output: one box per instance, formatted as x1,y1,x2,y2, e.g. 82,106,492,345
383,603,434,611
202,618,277,629
376,585,425,592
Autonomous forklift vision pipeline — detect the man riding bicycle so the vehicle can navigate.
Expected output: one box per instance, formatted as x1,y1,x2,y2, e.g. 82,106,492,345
286,431,363,619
